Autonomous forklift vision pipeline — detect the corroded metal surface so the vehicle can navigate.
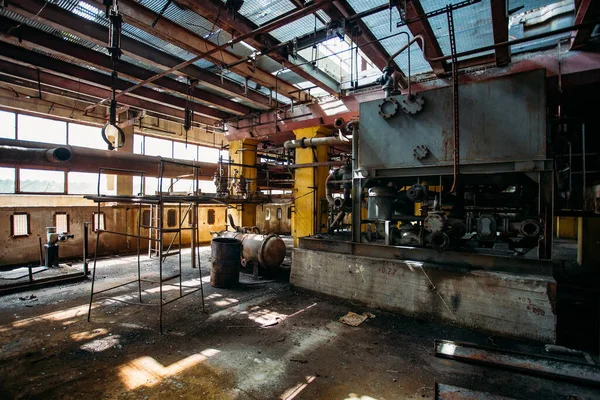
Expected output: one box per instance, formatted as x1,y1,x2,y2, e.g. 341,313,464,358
435,383,515,400
358,70,547,171
210,238,241,288
435,340,600,386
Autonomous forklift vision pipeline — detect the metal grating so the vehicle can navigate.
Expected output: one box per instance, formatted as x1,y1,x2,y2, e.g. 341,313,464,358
269,14,326,43
346,0,432,75
420,0,495,59
509,0,565,13
230,0,297,26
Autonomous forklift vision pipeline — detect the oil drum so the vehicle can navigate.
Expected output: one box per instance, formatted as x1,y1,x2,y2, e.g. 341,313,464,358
210,237,242,288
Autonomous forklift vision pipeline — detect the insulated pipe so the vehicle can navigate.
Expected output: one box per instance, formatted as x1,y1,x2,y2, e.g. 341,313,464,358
0,139,218,179
283,135,351,150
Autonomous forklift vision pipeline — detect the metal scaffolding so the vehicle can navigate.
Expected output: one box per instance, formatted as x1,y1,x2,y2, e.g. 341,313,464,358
86,161,206,334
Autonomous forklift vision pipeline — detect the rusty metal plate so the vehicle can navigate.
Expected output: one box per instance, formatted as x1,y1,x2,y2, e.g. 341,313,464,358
435,383,515,400
358,70,547,170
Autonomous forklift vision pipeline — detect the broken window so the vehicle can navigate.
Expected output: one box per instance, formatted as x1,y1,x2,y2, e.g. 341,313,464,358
10,213,30,237
277,207,282,220
265,208,271,220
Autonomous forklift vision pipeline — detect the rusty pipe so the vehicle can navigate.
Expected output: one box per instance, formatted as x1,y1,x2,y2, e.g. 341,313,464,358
0,138,218,179
283,135,352,150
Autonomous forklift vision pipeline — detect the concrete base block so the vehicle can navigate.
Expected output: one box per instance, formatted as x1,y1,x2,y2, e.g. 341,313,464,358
291,248,556,343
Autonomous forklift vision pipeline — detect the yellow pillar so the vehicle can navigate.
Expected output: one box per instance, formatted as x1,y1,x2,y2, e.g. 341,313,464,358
229,138,258,228
292,126,331,247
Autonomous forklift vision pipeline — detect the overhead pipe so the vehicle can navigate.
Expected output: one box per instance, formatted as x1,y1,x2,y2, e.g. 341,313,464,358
283,135,352,150
0,138,219,179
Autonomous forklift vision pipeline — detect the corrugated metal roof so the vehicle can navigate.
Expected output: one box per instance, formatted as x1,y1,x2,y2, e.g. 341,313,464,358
232,0,297,26
509,0,564,13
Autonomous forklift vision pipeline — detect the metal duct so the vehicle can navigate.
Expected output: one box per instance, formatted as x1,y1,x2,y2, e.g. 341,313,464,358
0,138,218,179
283,135,352,150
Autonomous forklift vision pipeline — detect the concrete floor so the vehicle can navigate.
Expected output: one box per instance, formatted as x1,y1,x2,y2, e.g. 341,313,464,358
0,247,599,400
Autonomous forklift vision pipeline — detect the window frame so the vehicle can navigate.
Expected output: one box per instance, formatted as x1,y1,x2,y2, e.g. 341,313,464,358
10,212,30,238
276,207,282,220
54,212,70,233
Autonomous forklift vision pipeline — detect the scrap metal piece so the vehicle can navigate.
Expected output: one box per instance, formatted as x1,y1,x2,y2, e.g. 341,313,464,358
399,93,425,114
378,97,399,119
435,383,515,400
434,339,600,386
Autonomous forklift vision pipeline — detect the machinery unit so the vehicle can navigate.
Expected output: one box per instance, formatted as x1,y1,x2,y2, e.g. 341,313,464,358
45,226,75,267
325,70,552,260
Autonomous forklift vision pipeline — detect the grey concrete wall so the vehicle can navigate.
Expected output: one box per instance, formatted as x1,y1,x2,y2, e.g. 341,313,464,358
291,248,556,343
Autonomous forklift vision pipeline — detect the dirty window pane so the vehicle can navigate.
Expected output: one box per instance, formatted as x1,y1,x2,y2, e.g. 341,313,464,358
0,167,15,193
207,209,215,225
0,110,16,139
11,213,30,237
144,136,172,157
20,169,65,193
18,114,66,144
198,146,221,163
68,123,106,149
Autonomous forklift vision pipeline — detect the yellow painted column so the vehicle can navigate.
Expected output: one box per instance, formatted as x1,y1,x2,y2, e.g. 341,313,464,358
229,138,258,228
292,126,331,247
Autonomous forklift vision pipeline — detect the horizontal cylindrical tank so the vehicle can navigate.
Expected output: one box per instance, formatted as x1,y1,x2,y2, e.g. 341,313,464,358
214,231,286,269
210,237,242,288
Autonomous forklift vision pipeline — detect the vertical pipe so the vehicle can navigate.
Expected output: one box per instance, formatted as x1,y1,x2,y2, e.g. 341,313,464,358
83,222,89,276
178,202,183,297
88,202,101,322
351,123,361,243
39,236,44,267
582,124,586,209
136,203,142,302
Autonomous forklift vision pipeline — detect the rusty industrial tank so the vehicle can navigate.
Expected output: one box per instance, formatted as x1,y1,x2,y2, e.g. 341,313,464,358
210,237,242,288
214,231,286,269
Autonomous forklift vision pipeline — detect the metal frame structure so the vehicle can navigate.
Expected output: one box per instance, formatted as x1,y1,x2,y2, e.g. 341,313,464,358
86,162,205,334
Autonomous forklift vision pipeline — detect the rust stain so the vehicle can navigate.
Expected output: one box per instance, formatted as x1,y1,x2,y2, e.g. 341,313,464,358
526,299,546,316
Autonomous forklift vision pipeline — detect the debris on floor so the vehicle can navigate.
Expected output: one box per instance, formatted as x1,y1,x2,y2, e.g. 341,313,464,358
339,311,376,327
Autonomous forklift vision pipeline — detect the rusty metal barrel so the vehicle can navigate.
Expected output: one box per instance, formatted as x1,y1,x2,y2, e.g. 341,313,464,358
215,231,286,269
210,237,242,288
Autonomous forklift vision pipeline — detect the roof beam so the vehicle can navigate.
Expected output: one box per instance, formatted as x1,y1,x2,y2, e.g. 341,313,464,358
571,0,598,49
174,0,340,96
402,0,447,75
5,0,277,109
79,0,303,102
0,17,250,116
0,42,230,120
490,0,510,66
0,57,218,125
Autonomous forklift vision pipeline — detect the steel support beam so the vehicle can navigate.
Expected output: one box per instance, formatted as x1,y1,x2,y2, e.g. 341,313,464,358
402,0,448,75
490,0,510,66
5,0,276,109
174,0,339,96
0,59,217,125
0,17,250,116
80,0,303,102
571,0,598,49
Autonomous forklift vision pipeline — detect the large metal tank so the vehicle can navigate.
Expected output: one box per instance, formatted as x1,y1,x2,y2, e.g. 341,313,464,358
210,237,242,288
215,232,286,269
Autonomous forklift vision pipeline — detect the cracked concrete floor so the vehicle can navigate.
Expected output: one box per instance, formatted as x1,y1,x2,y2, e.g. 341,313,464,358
0,247,599,400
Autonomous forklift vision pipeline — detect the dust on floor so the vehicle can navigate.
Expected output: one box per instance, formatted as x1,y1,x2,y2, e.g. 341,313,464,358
0,247,598,400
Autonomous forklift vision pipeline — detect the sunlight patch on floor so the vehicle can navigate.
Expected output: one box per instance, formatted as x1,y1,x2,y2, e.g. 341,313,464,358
118,349,220,390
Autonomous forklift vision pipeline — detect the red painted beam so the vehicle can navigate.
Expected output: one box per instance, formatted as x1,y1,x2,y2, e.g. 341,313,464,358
0,42,230,120
571,0,598,49
403,0,448,75
0,59,217,125
174,0,339,96
490,0,510,66
6,0,276,109
0,16,250,116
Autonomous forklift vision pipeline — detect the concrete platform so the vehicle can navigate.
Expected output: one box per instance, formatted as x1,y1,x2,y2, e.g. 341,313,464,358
291,248,557,343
